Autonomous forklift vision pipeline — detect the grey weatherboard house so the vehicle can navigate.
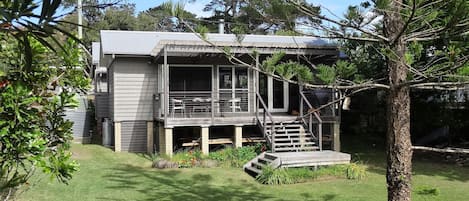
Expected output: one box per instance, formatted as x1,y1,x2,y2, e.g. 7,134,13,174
94,30,346,163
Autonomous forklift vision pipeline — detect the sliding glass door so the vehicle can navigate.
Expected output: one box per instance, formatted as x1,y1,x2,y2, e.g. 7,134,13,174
218,66,249,112
258,74,289,113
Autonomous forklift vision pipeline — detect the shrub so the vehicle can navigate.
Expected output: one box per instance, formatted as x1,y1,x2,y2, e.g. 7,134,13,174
208,145,259,168
256,166,293,185
345,163,367,180
255,163,368,185
171,150,205,168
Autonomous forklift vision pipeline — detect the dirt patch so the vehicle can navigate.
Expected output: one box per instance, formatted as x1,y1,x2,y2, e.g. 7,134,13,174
71,145,92,160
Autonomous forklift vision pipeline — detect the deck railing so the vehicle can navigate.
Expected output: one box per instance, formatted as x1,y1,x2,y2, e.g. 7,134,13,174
154,91,253,120
255,92,275,152
301,89,339,118
300,91,323,151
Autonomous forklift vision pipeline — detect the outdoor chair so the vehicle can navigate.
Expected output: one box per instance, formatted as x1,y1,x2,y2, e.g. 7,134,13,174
171,98,185,117
191,97,209,115
228,98,242,112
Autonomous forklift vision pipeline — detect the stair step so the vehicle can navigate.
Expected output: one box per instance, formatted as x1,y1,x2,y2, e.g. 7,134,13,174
273,133,312,137
274,138,315,142
265,121,301,125
266,130,308,135
245,166,262,174
252,161,266,169
265,126,302,131
274,146,319,152
273,129,304,133
264,153,278,160
258,157,274,164
274,142,317,147
275,142,316,147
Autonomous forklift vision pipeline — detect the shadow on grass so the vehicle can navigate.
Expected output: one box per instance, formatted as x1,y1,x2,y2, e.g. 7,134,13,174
97,164,275,201
300,193,337,201
341,133,469,182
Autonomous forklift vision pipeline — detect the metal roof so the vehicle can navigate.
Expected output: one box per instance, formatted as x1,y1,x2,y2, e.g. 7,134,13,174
100,30,336,56
92,42,101,64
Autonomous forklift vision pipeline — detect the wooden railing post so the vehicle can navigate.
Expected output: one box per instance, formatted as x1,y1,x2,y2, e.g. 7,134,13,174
300,91,324,150
271,123,275,152
299,85,303,116
255,92,275,152
211,91,215,123
256,96,259,122
309,114,313,137
153,94,156,119
318,122,323,151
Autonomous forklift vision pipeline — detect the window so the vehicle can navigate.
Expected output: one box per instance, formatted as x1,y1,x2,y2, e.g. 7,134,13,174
219,67,232,89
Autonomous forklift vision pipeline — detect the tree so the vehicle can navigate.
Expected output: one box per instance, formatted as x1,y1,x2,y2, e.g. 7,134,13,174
274,1,469,200
200,0,313,34
1,1,90,200
60,0,133,47
102,4,136,30
136,5,197,32
166,0,469,200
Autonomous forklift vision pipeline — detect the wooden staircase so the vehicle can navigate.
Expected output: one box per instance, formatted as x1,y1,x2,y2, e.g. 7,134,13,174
243,152,280,176
244,151,352,176
264,120,319,152
244,91,340,177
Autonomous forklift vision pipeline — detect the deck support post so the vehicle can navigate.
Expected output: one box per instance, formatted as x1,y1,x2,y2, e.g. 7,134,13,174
114,122,121,152
201,126,209,155
333,122,341,152
147,121,154,154
234,125,243,148
159,126,173,157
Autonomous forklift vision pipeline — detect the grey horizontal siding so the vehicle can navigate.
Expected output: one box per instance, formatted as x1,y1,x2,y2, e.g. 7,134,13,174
109,66,115,121
65,95,91,138
121,121,147,153
113,58,157,121
95,93,109,118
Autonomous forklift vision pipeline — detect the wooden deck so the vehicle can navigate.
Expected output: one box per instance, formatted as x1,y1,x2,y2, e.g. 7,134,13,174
243,151,351,175
156,113,340,127
181,137,265,147
157,113,300,127
268,151,351,168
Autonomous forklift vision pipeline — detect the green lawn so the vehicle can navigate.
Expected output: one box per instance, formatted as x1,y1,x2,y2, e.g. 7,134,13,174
16,141,469,201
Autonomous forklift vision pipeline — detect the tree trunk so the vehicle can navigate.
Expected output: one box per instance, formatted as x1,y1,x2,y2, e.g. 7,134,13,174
384,1,413,201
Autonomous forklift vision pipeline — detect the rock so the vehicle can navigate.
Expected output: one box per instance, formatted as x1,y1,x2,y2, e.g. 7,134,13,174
152,159,179,169
201,159,218,168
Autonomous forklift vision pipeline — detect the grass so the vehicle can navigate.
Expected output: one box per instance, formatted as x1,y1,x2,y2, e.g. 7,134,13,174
256,164,367,185
14,140,469,201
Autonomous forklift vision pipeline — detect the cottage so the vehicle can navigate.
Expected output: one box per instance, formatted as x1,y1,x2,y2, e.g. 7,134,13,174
94,30,344,159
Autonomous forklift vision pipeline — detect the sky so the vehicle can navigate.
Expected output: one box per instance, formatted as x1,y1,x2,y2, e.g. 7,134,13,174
128,0,365,19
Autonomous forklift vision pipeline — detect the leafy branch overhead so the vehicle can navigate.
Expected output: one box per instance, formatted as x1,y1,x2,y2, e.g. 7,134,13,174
0,0,85,70
1,1,91,199
261,51,313,83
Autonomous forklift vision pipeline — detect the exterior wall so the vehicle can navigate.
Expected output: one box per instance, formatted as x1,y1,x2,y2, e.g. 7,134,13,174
120,121,148,152
112,57,157,121
108,65,114,121
248,68,256,112
65,94,91,143
108,57,157,152
95,93,109,119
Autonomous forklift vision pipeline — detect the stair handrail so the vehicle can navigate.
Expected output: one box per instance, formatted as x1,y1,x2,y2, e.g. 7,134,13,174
255,92,276,152
299,91,323,151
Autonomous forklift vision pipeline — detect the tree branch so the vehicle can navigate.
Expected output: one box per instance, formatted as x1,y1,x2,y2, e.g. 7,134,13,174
410,81,469,90
287,0,390,42
393,0,416,45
